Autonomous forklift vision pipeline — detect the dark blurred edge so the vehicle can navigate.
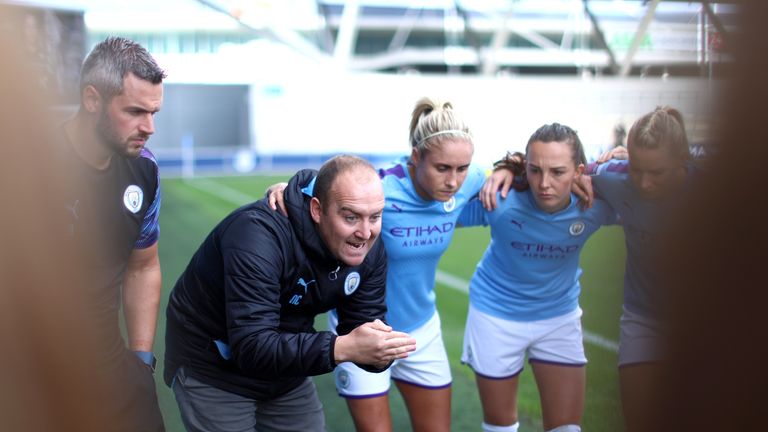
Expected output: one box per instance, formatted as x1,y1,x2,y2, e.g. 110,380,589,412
653,1,768,430
0,8,112,432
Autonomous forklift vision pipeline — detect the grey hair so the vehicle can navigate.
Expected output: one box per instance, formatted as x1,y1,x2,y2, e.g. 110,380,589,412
408,97,472,155
80,36,166,100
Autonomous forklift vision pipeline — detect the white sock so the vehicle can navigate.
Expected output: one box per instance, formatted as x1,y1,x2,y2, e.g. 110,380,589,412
546,424,581,432
482,421,519,432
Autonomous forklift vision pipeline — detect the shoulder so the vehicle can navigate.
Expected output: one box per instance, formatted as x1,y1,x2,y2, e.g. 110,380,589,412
215,205,298,276
466,164,486,185
124,147,159,173
378,159,409,191
119,147,160,186
481,189,529,223
454,164,486,201
585,197,615,217
592,160,629,177
590,161,630,197
139,147,159,165
379,159,417,202
378,160,408,181
505,188,532,207
223,201,292,241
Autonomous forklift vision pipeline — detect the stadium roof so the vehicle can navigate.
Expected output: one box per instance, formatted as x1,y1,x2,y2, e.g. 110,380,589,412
3,0,736,76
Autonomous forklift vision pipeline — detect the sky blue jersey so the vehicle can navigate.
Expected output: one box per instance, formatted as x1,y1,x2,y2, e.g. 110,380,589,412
458,190,617,322
379,157,486,332
589,159,696,318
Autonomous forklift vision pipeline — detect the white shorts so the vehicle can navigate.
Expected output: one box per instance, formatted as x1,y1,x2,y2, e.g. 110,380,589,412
462,305,587,379
330,311,452,398
618,306,662,367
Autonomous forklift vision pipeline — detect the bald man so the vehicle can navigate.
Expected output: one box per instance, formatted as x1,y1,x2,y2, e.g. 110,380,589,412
165,155,416,432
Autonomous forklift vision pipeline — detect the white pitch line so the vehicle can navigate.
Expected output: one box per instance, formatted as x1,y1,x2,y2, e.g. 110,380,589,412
179,178,620,354
183,177,257,206
583,330,620,353
436,270,619,353
435,269,470,293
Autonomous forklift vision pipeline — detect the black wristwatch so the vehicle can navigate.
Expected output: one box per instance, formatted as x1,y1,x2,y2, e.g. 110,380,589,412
134,350,157,372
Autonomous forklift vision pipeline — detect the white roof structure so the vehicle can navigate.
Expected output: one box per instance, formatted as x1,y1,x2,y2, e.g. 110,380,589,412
4,0,735,77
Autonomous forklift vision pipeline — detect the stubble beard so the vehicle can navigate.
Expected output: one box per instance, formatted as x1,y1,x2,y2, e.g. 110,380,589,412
96,109,143,159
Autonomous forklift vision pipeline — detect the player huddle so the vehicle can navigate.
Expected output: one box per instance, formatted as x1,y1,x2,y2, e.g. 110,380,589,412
216,100,689,432
68,36,696,432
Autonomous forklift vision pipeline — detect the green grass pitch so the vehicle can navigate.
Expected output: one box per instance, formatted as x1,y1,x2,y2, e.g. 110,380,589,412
154,175,626,431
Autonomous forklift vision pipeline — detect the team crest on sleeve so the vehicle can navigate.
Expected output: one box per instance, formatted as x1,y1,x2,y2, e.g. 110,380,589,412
443,197,456,213
336,369,351,389
123,185,144,214
344,272,361,295
569,221,586,236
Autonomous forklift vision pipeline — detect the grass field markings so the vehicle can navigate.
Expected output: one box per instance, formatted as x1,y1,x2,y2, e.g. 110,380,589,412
177,178,620,354
182,177,256,206
581,331,620,353
435,270,620,354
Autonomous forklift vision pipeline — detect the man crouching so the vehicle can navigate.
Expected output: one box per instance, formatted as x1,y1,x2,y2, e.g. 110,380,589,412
165,155,416,431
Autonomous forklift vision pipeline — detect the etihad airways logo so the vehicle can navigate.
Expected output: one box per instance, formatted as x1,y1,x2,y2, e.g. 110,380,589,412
511,242,579,253
390,222,454,237
511,241,580,259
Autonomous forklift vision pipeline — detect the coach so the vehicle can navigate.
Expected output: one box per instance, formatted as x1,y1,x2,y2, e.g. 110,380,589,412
62,37,166,431
165,155,416,431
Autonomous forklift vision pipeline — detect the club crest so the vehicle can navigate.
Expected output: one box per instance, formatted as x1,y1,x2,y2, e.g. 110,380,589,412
344,272,361,296
123,185,143,214
336,369,351,389
569,221,586,236
443,197,456,212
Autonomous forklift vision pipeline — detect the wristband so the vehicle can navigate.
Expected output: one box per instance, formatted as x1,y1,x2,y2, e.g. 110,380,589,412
133,350,157,372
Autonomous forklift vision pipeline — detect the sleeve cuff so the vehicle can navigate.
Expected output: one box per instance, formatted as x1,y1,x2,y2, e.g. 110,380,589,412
328,333,338,368
133,350,157,372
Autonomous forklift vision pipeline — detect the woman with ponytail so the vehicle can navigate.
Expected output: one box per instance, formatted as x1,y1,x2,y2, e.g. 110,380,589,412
269,97,511,431
587,106,696,432
459,123,617,432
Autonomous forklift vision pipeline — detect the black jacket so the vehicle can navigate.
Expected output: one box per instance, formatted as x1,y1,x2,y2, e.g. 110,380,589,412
164,169,389,400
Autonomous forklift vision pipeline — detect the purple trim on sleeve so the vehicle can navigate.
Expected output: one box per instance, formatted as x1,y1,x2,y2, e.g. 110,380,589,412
378,164,406,180
339,390,390,400
587,162,599,175
135,148,160,249
391,377,451,390
605,162,629,173
139,147,158,164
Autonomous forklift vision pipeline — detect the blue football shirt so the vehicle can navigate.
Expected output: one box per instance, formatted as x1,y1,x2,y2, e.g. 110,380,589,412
379,157,486,332
458,190,617,321
589,159,696,318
